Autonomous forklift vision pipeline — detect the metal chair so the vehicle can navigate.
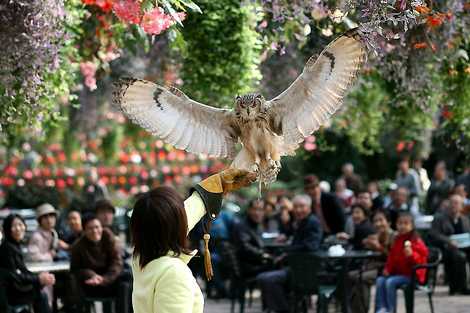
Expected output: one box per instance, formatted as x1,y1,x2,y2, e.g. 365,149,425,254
72,274,116,313
400,247,442,313
218,240,256,313
286,253,336,313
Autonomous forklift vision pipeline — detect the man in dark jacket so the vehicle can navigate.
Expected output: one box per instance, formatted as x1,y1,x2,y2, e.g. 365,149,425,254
304,174,345,235
71,214,131,313
429,194,470,294
257,194,323,313
232,199,272,277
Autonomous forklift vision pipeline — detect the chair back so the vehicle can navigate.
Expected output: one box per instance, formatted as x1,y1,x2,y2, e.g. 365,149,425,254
218,240,242,278
422,247,442,292
286,252,322,295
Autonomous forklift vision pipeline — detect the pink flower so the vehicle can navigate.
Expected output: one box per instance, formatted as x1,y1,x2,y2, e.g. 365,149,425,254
113,0,142,24
176,12,186,22
80,61,96,77
85,76,97,90
80,61,98,90
141,7,173,35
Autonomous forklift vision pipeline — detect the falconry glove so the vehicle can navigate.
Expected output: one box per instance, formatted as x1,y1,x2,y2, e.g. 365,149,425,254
192,168,256,280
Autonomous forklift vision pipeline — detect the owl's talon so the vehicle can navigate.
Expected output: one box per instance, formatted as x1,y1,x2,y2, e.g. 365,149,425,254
251,163,260,176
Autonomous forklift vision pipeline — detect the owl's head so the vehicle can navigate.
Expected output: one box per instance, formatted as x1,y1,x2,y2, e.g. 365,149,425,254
235,93,265,120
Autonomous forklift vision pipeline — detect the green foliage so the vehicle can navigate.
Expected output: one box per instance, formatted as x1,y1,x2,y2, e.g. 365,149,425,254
177,0,262,107
0,0,84,146
339,75,389,154
441,44,470,158
102,127,123,163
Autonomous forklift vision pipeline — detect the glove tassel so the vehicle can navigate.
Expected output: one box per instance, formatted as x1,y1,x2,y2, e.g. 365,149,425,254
203,233,213,281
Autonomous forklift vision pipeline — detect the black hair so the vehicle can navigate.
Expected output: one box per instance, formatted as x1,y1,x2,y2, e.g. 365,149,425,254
93,199,115,214
82,213,99,228
371,209,390,221
2,214,26,242
351,203,370,218
130,186,192,269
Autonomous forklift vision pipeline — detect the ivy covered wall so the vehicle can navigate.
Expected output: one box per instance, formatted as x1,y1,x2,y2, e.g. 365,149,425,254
177,0,262,107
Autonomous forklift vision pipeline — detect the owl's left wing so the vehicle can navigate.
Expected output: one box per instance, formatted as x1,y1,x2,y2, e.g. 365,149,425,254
266,29,367,151
113,78,239,158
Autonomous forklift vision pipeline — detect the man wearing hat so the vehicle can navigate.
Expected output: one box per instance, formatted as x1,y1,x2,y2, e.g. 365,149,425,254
28,203,61,262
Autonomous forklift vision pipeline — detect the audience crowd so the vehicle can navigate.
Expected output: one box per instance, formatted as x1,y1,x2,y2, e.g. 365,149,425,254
0,159,469,313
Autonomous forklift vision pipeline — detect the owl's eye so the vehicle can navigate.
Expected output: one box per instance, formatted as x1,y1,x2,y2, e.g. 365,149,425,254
251,101,257,107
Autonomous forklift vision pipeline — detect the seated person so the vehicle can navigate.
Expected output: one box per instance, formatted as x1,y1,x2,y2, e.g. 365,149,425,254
363,210,396,257
375,212,428,313
232,199,272,277
347,210,396,313
368,181,384,212
71,214,131,313
277,196,294,237
345,190,374,237
304,174,346,236
59,210,83,248
94,199,116,233
385,187,409,229
28,203,66,261
0,214,55,313
337,204,375,250
257,194,323,313
335,178,355,211
263,199,280,233
429,194,470,295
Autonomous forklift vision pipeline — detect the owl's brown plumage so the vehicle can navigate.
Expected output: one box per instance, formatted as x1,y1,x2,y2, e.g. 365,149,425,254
113,29,368,183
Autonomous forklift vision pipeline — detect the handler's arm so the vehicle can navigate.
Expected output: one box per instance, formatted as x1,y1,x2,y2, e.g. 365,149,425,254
184,169,256,234
183,192,207,234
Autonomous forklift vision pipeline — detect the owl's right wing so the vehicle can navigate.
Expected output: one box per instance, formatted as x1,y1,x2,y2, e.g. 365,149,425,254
113,78,239,158
266,29,367,151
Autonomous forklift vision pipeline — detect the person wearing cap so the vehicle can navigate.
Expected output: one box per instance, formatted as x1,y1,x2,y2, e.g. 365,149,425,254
130,168,256,313
27,203,66,308
28,203,65,262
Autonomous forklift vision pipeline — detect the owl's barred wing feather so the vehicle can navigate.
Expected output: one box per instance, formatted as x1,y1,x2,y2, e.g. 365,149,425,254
113,78,239,158
267,28,367,152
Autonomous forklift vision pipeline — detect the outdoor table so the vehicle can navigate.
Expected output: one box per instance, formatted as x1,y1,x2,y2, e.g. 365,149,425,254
26,261,70,273
314,250,382,313
450,233,470,249
26,261,71,313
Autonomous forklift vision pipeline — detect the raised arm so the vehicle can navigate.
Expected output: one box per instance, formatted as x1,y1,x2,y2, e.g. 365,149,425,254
187,169,257,232
185,168,256,280
184,192,206,234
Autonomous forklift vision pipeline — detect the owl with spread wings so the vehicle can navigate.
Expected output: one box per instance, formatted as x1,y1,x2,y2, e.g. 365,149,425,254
113,28,367,183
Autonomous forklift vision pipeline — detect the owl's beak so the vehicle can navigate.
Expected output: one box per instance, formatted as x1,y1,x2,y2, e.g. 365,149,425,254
247,108,250,115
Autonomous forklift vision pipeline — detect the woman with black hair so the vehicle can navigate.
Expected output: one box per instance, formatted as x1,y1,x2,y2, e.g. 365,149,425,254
0,214,55,313
130,168,255,313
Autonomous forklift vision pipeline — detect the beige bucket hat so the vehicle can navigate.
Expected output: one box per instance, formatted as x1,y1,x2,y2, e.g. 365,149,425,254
36,203,57,219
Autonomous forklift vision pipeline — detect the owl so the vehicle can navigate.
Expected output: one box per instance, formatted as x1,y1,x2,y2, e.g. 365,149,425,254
113,28,367,183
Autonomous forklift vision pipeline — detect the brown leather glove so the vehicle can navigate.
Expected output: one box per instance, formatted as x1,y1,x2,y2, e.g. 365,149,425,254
192,168,256,219
192,168,256,281
199,168,257,194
